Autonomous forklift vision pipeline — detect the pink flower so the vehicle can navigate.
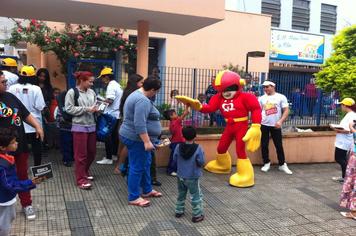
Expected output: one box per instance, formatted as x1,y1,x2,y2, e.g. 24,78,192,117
110,31,116,36
17,28,23,33
77,35,84,40
95,32,99,38
30,19,37,25
98,26,104,32
119,45,124,50
74,52,80,57
113,48,118,52
55,38,61,44
85,31,90,36
117,34,122,39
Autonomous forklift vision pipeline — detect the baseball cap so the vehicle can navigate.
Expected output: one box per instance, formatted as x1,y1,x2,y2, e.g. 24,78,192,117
338,98,355,107
98,67,113,78
1,58,17,67
20,65,36,77
262,80,276,87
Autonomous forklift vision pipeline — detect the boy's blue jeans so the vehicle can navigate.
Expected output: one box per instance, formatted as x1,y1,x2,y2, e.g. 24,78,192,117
120,135,153,201
59,130,74,163
175,178,203,217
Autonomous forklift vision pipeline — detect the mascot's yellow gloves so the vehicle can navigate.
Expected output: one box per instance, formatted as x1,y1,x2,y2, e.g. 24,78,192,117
242,123,261,152
175,95,202,111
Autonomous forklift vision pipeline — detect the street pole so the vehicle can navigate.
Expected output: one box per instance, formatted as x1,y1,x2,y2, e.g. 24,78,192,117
245,53,249,74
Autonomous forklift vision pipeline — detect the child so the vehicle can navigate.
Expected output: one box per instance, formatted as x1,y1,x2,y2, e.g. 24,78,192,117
192,93,207,127
0,128,43,234
173,126,205,223
164,105,190,176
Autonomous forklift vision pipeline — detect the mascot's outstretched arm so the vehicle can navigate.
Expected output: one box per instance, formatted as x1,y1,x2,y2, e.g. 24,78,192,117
175,94,220,113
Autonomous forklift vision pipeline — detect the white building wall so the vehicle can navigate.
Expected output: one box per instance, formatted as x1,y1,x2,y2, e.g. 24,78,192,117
225,0,356,61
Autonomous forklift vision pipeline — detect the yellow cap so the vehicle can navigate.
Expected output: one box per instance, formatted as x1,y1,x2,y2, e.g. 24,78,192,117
1,58,17,67
99,67,113,78
338,98,355,107
20,65,36,77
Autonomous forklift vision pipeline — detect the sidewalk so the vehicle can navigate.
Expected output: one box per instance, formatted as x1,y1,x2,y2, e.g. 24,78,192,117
11,148,356,236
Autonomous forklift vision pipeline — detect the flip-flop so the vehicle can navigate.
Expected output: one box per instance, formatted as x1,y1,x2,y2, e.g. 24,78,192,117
340,212,356,220
129,198,150,207
142,190,163,198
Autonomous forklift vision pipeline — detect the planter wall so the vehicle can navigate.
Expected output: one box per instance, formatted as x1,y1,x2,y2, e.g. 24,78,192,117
155,131,336,167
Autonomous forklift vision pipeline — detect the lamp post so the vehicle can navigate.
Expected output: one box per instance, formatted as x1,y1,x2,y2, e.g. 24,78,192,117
245,51,265,74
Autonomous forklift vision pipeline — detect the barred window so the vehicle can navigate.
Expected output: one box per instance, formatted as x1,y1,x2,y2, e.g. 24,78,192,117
320,4,337,34
261,0,281,27
292,0,310,31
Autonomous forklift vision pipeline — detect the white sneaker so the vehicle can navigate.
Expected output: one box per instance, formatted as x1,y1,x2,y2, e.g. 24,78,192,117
278,163,293,175
96,158,113,165
261,162,271,172
23,205,36,220
170,172,177,176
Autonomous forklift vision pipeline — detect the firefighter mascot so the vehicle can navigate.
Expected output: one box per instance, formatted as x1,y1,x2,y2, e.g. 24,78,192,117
176,70,262,187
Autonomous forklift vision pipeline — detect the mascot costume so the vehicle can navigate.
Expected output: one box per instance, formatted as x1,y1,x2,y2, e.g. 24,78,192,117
176,70,262,187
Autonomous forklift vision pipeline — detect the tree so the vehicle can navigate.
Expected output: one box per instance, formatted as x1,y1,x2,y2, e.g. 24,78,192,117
315,25,356,99
5,19,136,73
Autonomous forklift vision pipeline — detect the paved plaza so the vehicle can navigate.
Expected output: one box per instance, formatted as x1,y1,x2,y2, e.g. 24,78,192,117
10,147,356,236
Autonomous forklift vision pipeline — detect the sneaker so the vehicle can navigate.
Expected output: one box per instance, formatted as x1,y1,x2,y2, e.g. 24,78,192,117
175,212,184,218
192,215,204,223
170,172,177,177
278,163,293,175
96,158,113,165
332,176,344,183
86,176,94,181
23,205,36,220
261,162,271,172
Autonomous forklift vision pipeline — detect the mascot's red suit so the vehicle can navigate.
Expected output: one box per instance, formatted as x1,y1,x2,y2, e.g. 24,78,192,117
176,70,262,187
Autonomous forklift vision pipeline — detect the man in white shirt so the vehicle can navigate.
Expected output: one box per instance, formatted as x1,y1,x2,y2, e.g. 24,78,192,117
330,98,356,182
258,80,292,174
96,67,123,165
1,58,19,89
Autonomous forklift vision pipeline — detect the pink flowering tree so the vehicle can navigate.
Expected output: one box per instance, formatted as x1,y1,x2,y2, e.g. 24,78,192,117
6,19,136,73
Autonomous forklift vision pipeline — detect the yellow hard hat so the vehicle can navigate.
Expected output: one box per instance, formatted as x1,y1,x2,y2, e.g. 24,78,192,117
99,67,113,78
338,98,355,107
20,65,36,77
1,58,17,67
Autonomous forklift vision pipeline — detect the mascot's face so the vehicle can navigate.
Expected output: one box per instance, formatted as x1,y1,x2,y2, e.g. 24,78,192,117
222,85,239,99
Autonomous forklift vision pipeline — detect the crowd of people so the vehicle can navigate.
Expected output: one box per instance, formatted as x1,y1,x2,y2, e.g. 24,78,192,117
0,57,355,233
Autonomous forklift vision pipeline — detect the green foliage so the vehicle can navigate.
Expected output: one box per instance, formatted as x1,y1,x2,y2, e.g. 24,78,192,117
315,25,356,99
5,19,136,73
222,63,249,78
156,103,171,119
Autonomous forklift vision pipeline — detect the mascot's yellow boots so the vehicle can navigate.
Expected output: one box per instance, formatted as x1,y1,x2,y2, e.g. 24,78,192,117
204,152,231,174
229,158,254,187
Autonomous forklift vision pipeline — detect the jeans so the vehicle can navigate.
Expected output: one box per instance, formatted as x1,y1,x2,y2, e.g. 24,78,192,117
175,178,203,217
26,133,42,166
167,142,181,174
261,125,285,165
120,135,152,201
334,147,348,178
73,132,96,185
104,119,119,159
60,130,74,163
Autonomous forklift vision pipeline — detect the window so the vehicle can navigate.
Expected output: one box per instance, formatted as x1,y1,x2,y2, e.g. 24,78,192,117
261,0,281,27
320,4,337,34
292,0,310,31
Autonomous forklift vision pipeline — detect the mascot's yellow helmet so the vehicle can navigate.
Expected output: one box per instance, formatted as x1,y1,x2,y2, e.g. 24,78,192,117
213,70,245,92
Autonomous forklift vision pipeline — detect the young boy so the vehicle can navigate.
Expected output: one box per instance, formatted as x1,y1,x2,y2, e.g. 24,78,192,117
164,105,190,176
173,126,205,223
0,128,43,235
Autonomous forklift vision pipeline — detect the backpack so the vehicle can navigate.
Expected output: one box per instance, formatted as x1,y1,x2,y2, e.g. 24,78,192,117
56,88,80,123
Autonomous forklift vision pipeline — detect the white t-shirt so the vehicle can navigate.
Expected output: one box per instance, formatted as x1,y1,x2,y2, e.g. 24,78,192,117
335,111,356,150
8,83,46,133
105,80,123,119
3,70,19,90
259,92,289,127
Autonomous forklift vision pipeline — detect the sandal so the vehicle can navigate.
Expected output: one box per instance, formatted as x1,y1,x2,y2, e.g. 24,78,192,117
142,190,163,198
129,197,150,207
340,211,356,220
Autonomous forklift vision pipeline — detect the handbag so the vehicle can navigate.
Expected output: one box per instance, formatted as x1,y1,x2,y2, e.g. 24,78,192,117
96,113,117,142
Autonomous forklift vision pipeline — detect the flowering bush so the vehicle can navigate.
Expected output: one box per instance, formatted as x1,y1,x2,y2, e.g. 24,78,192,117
6,19,136,72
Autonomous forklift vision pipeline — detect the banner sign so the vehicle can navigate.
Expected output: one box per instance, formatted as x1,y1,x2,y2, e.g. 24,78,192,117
270,29,324,64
